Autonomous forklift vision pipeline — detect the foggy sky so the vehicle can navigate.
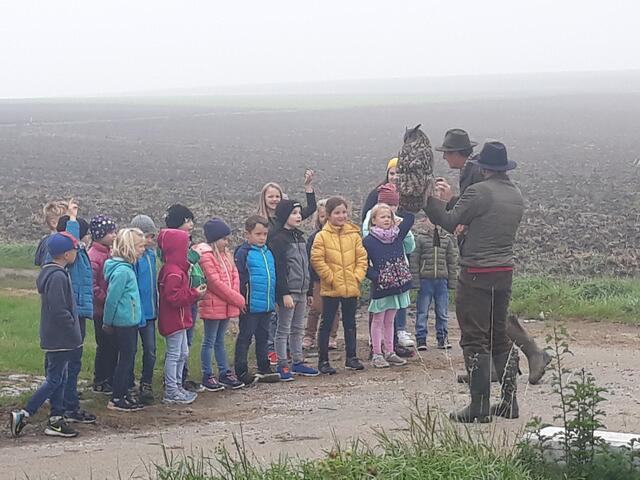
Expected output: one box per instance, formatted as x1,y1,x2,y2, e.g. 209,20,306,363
1,0,639,99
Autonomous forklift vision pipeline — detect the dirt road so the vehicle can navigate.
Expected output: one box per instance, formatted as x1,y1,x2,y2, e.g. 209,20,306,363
1,316,639,479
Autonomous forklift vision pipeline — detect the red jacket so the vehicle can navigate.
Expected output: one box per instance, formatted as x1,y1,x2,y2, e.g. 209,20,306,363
193,243,245,320
88,242,110,317
157,229,200,337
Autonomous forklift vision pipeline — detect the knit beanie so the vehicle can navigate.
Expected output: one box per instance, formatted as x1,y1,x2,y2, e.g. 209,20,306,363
131,214,157,235
56,215,90,240
387,157,398,170
90,215,117,241
203,218,231,243
275,199,302,227
47,232,78,257
165,204,194,229
377,183,400,207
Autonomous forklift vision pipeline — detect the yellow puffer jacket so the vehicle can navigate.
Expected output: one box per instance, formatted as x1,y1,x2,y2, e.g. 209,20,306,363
310,222,368,298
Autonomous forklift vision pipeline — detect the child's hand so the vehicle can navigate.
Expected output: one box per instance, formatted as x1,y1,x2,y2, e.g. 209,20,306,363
196,284,208,298
304,169,314,191
454,225,466,236
102,324,114,335
67,198,79,220
283,294,294,309
307,296,313,307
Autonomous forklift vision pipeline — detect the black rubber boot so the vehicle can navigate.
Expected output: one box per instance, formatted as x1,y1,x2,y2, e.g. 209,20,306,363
450,350,492,423
507,314,552,385
491,348,520,419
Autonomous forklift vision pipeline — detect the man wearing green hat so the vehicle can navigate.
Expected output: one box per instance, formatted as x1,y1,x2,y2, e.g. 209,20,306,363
434,129,551,387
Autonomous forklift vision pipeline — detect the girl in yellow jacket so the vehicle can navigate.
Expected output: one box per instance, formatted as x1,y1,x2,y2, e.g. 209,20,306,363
310,196,368,374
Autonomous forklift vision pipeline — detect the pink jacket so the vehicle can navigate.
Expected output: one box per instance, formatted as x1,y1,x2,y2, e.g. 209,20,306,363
88,242,110,317
193,243,245,320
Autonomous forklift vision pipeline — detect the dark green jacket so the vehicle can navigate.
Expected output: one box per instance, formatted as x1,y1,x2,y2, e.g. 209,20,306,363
409,229,458,286
425,173,524,268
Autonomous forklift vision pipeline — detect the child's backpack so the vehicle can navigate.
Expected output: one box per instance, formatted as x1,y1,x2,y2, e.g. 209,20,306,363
397,124,435,212
187,248,207,288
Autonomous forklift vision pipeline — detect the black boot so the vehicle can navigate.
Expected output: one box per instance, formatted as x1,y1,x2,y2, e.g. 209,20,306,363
450,350,492,423
491,347,520,419
507,314,551,385
456,362,499,384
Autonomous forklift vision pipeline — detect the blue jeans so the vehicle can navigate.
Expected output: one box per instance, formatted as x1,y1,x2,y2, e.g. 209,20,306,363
267,311,278,353
63,317,87,414
165,329,189,397
139,319,157,385
201,319,229,378
112,326,138,400
394,308,407,331
416,278,449,343
26,349,75,417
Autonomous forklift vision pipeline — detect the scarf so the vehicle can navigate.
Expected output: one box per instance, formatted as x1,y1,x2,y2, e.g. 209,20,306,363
370,225,399,244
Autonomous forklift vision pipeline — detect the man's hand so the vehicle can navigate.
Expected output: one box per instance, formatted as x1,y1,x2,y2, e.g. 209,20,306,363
434,179,454,202
67,198,79,221
454,225,466,236
283,294,294,309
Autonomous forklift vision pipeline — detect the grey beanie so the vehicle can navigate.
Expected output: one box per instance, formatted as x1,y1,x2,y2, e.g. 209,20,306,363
131,214,158,235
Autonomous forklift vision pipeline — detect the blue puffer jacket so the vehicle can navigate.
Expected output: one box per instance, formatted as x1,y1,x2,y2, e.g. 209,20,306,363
63,220,94,319
234,242,276,314
134,248,158,322
103,258,143,328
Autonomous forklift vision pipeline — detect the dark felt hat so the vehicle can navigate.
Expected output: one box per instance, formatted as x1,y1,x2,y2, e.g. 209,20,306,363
435,128,478,152
469,141,517,171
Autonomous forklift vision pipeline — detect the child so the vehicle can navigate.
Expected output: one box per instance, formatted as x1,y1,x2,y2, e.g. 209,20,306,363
54,200,96,424
164,203,203,393
34,200,67,267
131,214,159,404
10,233,83,438
363,203,415,368
409,215,458,350
157,228,207,404
88,214,118,394
362,183,416,355
310,197,368,374
269,200,319,380
193,218,246,391
258,171,317,364
303,199,340,350
103,228,146,412
234,216,281,385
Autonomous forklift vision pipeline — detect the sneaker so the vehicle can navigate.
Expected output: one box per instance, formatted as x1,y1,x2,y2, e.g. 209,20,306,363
162,390,197,405
255,369,281,383
202,374,225,392
292,362,320,377
318,361,337,375
183,380,205,393
277,365,294,382
385,352,407,366
45,416,78,438
437,339,452,350
268,351,279,366
397,330,415,347
92,382,113,395
64,409,97,424
9,410,28,438
395,345,416,358
417,339,428,351
108,397,144,412
139,383,155,405
302,336,315,349
328,338,338,350
345,357,365,371
372,354,390,368
219,371,245,390
238,372,257,386
126,393,145,410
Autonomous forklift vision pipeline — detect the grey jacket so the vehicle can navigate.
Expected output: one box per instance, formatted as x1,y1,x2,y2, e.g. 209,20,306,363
36,263,82,351
425,173,524,268
409,229,458,286
269,227,311,299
